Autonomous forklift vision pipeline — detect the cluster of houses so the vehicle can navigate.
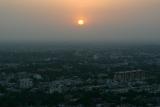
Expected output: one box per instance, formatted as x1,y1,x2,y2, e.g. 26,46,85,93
0,69,160,95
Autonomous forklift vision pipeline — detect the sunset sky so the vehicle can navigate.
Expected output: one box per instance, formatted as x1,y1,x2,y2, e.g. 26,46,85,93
0,0,160,44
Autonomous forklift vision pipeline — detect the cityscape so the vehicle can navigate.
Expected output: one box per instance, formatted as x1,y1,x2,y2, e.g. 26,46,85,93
0,0,160,106
0,45,160,107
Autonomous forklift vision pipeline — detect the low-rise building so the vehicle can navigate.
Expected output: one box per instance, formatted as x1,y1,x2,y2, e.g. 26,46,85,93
19,78,33,89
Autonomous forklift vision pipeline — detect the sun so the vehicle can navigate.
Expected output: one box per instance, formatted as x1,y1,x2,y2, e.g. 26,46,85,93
78,19,84,26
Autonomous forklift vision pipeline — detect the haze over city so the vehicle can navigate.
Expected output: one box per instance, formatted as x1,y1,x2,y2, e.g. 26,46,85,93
0,0,160,44
1,1,160,107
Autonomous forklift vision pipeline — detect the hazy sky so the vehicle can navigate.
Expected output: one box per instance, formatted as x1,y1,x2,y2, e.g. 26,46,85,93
0,0,160,44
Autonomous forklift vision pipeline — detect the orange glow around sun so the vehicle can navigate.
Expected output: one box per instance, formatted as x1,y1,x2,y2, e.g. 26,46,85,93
78,19,84,25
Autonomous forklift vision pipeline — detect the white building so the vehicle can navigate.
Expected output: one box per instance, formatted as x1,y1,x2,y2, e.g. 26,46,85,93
19,78,33,89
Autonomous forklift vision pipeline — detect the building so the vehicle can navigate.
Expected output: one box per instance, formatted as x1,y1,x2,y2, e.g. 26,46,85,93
49,81,64,94
19,78,33,89
114,70,146,82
